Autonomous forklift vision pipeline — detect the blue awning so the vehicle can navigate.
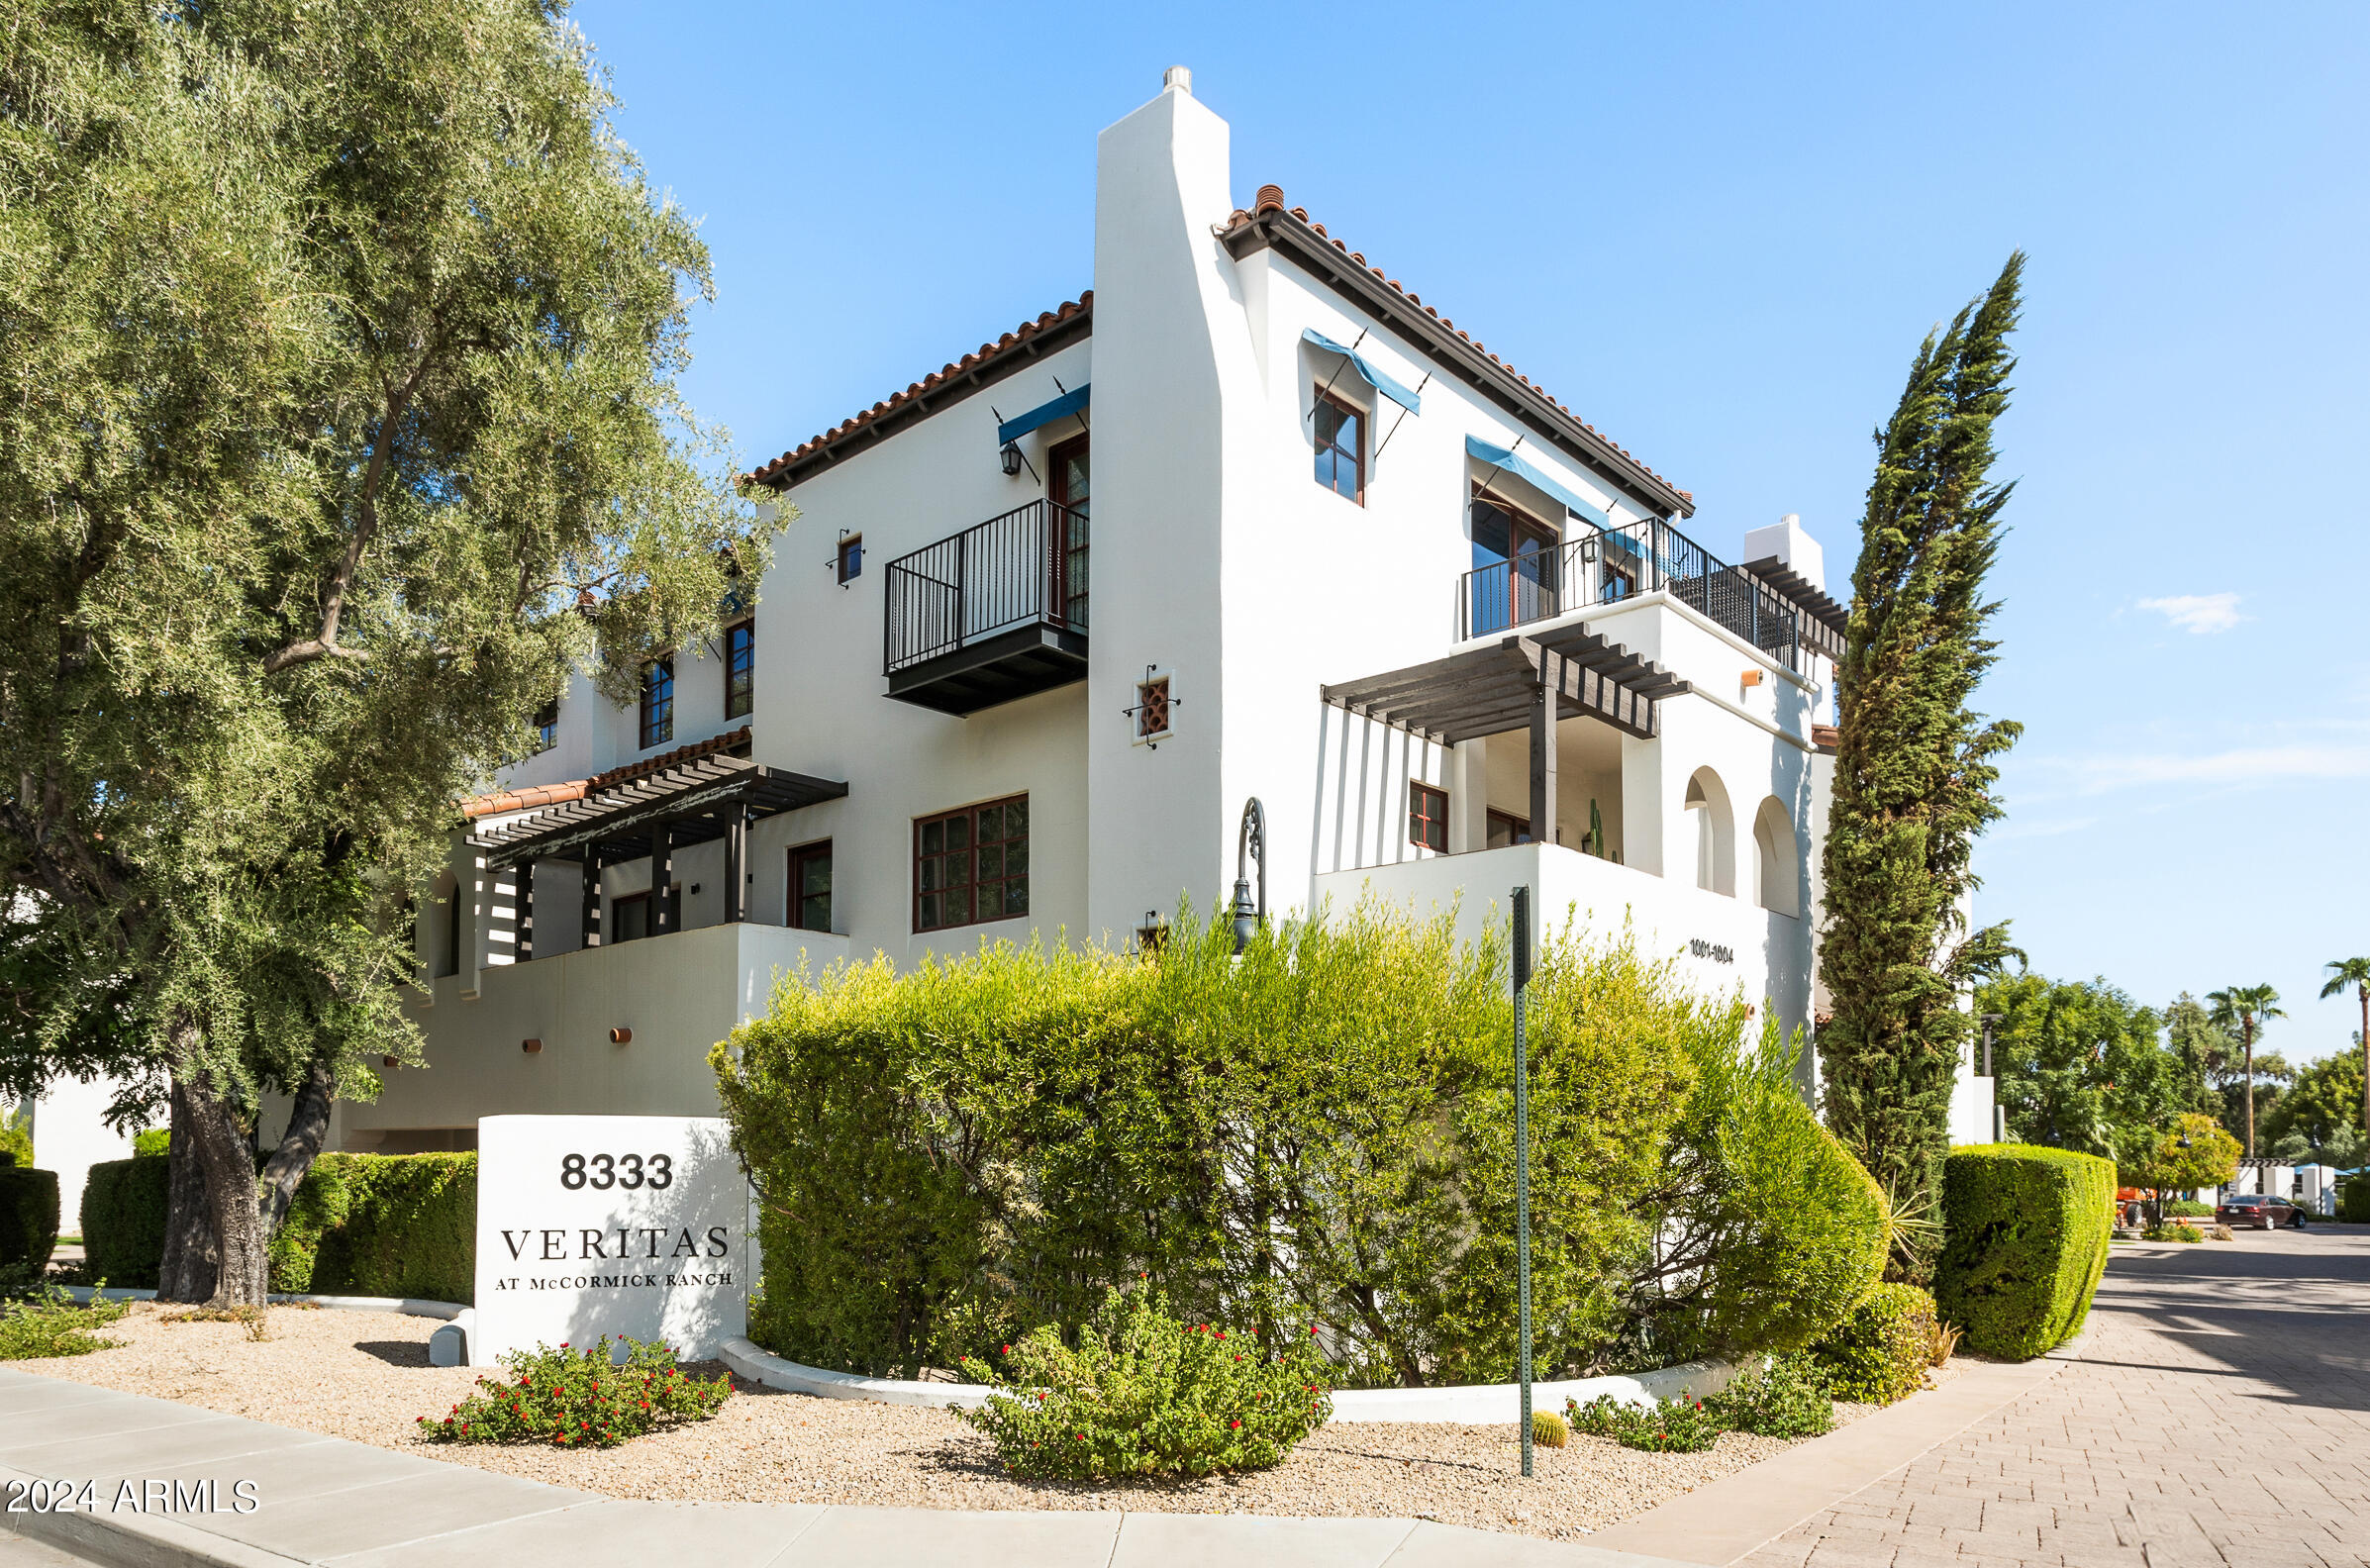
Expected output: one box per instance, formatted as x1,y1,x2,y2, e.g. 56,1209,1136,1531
998,385,1090,446
1464,436,1610,528
1303,330,1423,416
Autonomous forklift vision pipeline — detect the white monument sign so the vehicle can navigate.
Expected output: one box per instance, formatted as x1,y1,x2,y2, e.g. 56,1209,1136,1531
472,1114,748,1367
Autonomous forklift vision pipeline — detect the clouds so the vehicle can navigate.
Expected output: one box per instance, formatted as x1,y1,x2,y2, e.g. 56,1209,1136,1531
2011,722,2370,804
2137,593,2245,634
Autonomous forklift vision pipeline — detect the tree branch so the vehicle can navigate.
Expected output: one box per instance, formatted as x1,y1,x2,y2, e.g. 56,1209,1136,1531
262,350,437,674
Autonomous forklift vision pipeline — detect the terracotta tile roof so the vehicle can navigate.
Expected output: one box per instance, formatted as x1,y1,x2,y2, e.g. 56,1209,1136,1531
743,296,1093,489
1221,185,1692,511
587,726,752,791
458,780,590,821
458,726,755,825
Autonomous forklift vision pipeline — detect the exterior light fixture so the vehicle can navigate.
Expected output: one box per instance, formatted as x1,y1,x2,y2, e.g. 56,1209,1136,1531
1231,797,1266,954
609,1027,633,1044
1000,441,1024,477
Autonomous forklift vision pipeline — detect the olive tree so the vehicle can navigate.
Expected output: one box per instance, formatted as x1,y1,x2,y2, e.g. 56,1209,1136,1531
0,0,779,1305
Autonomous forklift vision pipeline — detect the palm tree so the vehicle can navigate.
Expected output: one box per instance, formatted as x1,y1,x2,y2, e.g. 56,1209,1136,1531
2321,957,2370,1141
2208,985,2287,1158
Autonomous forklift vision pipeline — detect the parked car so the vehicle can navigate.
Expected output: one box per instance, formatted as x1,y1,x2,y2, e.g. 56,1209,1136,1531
2216,1195,2306,1229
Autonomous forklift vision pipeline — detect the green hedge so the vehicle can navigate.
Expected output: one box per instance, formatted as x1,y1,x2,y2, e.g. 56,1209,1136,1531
82,1150,476,1302
1934,1144,2116,1359
721,904,1885,1386
80,1155,170,1288
0,1168,60,1273
2340,1176,2370,1225
1812,1283,1936,1404
269,1152,474,1302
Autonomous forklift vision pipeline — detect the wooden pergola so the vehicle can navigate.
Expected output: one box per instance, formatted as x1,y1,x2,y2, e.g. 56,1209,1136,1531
471,753,847,958
1321,627,1688,851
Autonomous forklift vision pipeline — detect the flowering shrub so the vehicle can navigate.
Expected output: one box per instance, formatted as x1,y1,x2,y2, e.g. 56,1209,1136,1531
1566,1390,1724,1452
955,1286,1332,1480
418,1336,730,1448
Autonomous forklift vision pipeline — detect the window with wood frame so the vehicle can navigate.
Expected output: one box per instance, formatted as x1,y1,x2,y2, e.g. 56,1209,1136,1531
788,839,833,932
837,534,863,584
914,795,1029,932
639,657,674,748
723,621,754,720
1409,782,1449,852
1486,808,1533,849
611,885,679,943
532,701,558,754
1313,389,1365,503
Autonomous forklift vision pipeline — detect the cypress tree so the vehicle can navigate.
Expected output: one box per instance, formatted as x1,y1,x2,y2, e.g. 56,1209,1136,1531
1820,254,2026,1281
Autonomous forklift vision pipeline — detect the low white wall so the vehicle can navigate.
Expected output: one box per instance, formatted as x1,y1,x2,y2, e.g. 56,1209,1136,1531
718,1336,1745,1424
363,922,845,1139
1315,840,1792,1021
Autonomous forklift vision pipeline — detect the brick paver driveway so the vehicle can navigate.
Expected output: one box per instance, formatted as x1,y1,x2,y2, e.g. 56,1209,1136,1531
1742,1225,2370,1568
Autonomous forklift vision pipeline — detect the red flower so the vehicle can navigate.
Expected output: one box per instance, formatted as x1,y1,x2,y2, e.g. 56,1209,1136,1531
1216,1329,1226,1340
1230,1420,1241,1428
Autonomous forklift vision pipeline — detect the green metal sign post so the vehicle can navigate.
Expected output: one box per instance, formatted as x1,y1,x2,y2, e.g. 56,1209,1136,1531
1512,883,1533,1478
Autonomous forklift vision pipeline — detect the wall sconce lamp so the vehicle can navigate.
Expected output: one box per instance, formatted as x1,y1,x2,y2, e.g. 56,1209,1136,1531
999,441,1025,477
522,1038,543,1054
609,1027,633,1044
1136,910,1169,953
1739,668,1764,689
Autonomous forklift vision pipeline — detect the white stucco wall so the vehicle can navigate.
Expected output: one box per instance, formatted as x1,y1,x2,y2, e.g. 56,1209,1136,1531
24,1073,139,1237
384,75,1846,1141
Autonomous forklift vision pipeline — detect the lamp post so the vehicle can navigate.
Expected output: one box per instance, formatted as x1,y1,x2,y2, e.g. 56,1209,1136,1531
1981,1012,2007,1143
1512,883,1534,1479
1231,798,1266,954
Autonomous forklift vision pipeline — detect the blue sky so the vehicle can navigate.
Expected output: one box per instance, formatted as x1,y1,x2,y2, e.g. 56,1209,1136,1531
571,1,2370,1063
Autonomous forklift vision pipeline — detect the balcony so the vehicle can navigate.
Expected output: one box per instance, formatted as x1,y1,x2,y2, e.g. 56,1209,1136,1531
884,500,1089,715
1458,519,1842,672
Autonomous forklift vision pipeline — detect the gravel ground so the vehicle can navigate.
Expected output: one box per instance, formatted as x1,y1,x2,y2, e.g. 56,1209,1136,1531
13,1304,1934,1542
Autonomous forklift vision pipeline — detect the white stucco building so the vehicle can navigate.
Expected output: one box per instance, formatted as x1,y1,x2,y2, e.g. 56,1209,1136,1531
338,71,1939,1153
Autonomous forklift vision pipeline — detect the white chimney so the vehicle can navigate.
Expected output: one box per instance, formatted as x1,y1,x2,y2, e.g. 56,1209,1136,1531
1743,512,1826,593
1163,65,1193,95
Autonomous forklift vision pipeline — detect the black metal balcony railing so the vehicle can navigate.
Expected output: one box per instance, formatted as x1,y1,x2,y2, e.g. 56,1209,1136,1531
884,500,1088,675
1457,518,1803,673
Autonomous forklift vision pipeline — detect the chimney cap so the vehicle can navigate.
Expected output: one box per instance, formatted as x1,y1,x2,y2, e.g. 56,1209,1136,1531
1164,65,1193,94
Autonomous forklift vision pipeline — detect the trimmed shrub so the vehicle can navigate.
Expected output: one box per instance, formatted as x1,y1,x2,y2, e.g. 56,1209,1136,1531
420,1335,729,1448
2165,1199,2213,1219
1934,1144,2116,1360
1706,1351,1834,1437
1811,1283,1936,1405
719,904,1886,1389
0,1169,59,1274
80,1154,170,1289
1567,1389,1723,1452
83,1150,475,1302
2339,1176,2370,1225
956,1287,1332,1480
270,1152,474,1302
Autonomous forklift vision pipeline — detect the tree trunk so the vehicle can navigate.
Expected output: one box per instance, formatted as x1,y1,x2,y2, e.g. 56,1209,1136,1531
156,1078,218,1303
2243,1021,2256,1159
180,1075,270,1309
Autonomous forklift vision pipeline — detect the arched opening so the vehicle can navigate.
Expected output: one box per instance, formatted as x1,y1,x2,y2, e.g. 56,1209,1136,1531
1682,768,1735,897
1753,796,1801,917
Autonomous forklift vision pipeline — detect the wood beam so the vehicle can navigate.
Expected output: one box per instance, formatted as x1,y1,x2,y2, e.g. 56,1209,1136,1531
1530,649,1560,847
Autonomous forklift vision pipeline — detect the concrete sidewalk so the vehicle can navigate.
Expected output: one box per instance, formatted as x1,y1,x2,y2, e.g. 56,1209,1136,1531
0,1368,1701,1568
